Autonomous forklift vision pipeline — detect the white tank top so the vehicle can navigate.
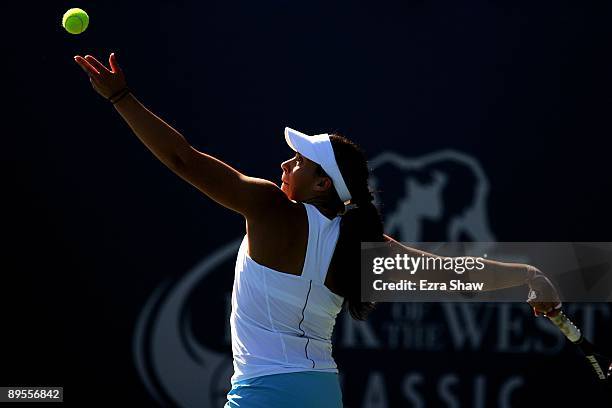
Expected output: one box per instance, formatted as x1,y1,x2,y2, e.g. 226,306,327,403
229,202,345,384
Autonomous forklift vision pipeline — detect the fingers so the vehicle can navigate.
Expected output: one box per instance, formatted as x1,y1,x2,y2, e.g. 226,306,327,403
108,52,122,74
546,306,561,318
530,303,549,317
529,300,543,316
529,301,562,317
74,55,100,77
89,76,102,87
84,55,112,76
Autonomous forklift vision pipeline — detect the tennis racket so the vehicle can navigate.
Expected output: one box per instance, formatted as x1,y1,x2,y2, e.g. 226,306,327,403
546,310,612,384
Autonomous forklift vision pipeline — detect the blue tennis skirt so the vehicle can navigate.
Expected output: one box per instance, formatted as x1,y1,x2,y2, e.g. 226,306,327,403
224,371,343,408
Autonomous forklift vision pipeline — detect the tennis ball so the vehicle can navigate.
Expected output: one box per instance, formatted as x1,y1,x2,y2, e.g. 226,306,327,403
62,8,89,35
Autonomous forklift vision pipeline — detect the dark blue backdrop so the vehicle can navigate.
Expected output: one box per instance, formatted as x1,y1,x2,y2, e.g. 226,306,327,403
4,0,612,406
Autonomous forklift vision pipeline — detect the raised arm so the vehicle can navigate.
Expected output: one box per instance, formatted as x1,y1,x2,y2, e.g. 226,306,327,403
74,53,287,217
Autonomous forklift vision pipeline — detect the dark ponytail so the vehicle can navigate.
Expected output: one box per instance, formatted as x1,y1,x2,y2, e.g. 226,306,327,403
315,133,385,320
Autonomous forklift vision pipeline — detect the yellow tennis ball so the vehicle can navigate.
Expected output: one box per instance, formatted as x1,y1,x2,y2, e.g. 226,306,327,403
62,8,89,35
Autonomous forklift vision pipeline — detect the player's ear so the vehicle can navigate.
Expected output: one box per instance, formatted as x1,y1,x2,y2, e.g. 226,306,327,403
315,176,332,191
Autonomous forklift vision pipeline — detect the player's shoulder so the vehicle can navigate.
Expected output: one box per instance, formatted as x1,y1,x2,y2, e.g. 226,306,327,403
244,184,304,224
243,196,307,251
277,197,307,222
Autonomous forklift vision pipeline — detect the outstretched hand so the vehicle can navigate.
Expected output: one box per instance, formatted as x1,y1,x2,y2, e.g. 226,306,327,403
526,267,562,317
74,53,127,100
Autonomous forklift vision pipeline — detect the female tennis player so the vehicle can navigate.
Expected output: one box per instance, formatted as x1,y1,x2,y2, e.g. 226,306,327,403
74,53,562,407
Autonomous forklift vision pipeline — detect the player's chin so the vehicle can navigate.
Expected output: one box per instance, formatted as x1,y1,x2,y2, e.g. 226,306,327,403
280,182,292,197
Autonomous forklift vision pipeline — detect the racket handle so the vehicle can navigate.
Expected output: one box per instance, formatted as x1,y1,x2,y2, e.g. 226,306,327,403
547,310,582,343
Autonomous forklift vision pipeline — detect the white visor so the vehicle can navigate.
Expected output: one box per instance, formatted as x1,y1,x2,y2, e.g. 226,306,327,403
284,127,352,203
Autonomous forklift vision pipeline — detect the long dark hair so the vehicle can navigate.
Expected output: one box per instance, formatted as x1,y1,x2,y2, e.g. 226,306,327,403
314,133,385,320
